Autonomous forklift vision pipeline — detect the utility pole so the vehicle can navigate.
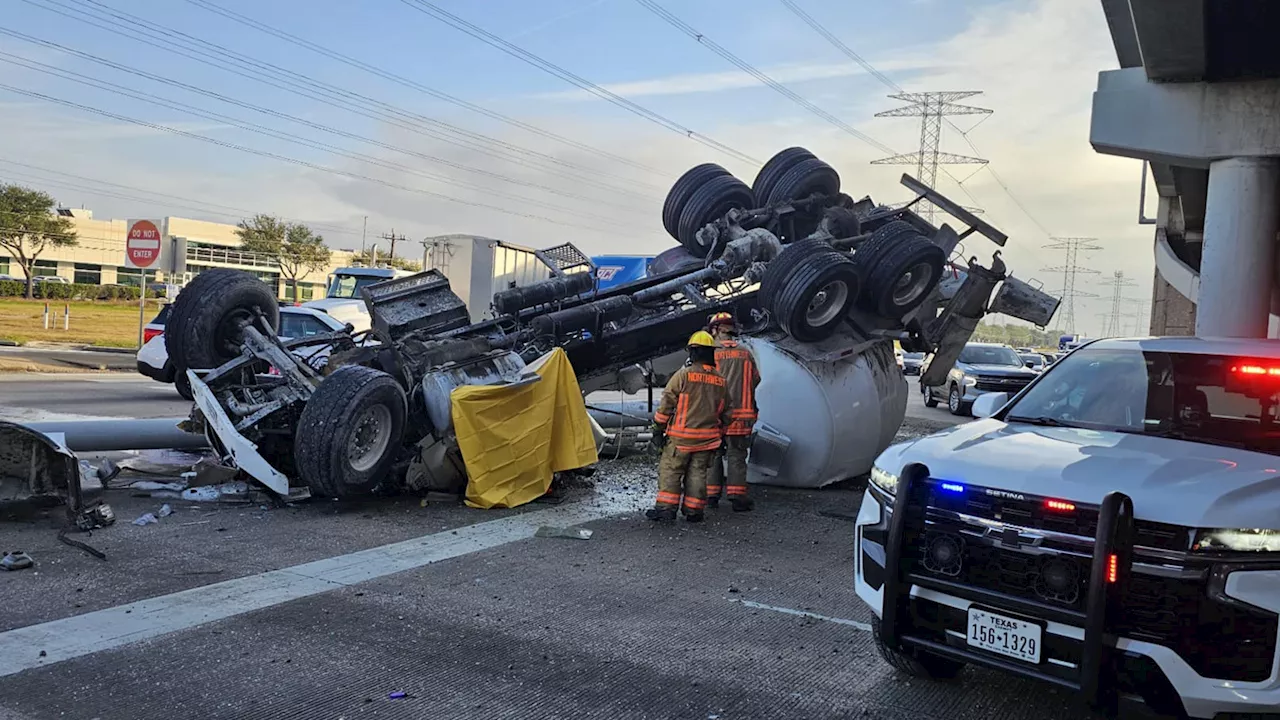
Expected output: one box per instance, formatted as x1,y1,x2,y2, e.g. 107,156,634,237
872,91,991,222
361,215,368,255
1042,237,1101,335
380,229,405,262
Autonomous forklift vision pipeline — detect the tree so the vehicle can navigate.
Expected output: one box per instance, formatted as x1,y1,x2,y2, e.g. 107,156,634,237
350,247,421,272
235,214,333,302
0,184,78,299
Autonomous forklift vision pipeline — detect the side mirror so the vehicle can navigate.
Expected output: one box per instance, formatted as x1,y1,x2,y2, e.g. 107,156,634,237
972,392,1009,419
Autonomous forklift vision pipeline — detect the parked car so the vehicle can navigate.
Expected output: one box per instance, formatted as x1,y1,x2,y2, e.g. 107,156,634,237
34,275,69,284
921,341,1038,416
138,305,349,400
858,336,1280,718
902,351,925,375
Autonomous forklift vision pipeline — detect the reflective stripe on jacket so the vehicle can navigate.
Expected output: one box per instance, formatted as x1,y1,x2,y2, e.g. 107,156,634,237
653,362,732,452
715,339,761,436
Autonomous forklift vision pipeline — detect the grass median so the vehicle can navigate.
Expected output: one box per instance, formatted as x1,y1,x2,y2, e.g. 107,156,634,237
0,298,165,348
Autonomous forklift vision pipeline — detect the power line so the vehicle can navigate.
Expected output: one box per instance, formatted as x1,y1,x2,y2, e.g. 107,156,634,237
635,0,896,156
1042,237,1101,335
0,28,650,215
871,92,990,223
0,82,624,234
396,0,761,166
0,158,365,238
184,0,662,176
21,0,660,198
0,54,635,231
776,0,1057,237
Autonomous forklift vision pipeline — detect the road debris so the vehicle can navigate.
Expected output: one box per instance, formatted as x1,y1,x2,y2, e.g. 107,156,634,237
158,504,173,518
534,525,593,541
181,482,249,502
132,513,158,526
1,550,34,571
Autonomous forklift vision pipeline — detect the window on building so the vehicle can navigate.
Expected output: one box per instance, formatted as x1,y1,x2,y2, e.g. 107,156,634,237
74,263,102,285
33,260,59,278
116,268,143,288
0,256,9,276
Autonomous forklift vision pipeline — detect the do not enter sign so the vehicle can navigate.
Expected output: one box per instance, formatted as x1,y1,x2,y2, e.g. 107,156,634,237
125,219,163,269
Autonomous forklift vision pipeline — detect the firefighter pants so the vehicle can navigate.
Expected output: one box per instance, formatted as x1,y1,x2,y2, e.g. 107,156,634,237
708,435,752,500
655,442,715,515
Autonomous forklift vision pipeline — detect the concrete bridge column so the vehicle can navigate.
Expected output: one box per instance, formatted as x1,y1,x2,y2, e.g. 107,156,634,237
1197,157,1280,338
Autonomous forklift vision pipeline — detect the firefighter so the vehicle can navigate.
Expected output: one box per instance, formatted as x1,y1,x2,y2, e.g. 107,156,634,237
706,311,760,512
647,331,733,523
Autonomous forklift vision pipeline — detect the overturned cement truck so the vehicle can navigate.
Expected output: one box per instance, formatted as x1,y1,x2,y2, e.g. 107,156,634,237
161,147,1059,499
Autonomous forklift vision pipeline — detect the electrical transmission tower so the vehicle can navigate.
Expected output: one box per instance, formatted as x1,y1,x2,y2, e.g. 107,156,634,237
872,91,991,222
1042,237,1101,334
1099,271,1138,336
1124,302,1150,336
380,229,406,261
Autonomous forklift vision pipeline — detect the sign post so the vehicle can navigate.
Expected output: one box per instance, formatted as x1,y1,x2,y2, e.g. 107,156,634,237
125,219,163,348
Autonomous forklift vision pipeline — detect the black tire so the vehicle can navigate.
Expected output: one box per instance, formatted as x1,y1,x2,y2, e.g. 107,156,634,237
677,174,756,258
165,269,280,374
295,365,407,498
751,147,816,204
663,163,731,240
174,371,194,402
764,157,840,206
758,238,835,312
771,250,859,342
648,245,703,276
873,623,966,680
853,222,945,319
948,384,970,416
923,385,939,408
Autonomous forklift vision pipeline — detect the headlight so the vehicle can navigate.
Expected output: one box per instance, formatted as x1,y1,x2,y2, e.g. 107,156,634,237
962,376,977,387
1193,529,1280,553
870,464,898,494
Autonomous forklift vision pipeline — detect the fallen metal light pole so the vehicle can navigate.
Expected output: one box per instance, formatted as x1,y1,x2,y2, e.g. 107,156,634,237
21,418,208,452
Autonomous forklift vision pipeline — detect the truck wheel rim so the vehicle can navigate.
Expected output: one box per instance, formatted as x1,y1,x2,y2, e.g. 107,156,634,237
348,404,393,472
892,263,934,307
949,387,959,412
806,280,849,327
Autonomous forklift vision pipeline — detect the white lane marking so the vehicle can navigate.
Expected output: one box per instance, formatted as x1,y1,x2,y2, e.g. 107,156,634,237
0,492,647,678
731,599,873,632
0,373,149,383
0,408,131,424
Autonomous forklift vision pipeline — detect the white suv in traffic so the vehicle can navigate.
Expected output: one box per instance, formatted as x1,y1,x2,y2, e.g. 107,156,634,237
857,337,1280,719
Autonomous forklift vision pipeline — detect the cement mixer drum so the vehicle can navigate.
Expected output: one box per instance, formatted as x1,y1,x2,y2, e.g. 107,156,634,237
742,334,907,489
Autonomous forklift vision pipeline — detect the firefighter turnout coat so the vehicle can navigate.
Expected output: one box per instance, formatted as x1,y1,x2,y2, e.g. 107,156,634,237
654,362,733,452
714,339,761,437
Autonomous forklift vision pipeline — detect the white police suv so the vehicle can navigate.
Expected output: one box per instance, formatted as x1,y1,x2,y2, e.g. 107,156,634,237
857,337,1280,718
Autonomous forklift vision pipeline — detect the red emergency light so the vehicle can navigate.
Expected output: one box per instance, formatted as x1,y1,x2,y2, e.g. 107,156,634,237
1107,554,1119,584
1044,499,1076,512
142,327,163,344
1233,364,1280,377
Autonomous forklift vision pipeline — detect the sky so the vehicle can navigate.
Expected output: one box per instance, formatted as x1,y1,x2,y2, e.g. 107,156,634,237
0,0,1152,337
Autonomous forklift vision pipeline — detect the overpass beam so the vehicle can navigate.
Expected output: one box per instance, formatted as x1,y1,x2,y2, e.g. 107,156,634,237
1198,157,1280,337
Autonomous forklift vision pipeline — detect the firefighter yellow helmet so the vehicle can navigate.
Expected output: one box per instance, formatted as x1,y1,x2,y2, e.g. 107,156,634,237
687,330,717,348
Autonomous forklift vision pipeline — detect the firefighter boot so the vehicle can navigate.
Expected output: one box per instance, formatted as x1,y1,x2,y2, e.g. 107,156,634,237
729,496,755,512
646,506,677,522
683,510,705,523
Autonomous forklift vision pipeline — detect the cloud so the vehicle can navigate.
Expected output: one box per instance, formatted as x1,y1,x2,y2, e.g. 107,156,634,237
531,58,942,101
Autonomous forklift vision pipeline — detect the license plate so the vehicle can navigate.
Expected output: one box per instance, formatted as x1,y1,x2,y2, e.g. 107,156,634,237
966,608,1042,663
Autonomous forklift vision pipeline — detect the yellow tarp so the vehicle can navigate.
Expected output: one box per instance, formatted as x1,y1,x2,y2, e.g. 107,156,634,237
452,347,599,509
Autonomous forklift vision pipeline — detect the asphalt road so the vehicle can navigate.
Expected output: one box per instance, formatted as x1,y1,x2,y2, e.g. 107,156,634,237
0,374,1085,720
0,345,137,372
0,373,190,423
